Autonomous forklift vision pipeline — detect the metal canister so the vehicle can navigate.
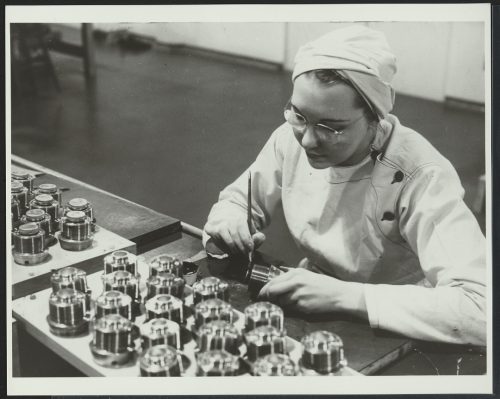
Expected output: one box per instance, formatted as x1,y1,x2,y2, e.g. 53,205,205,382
47,288,89,336
140,318,181,351
33,183,62,205
50,266,91,309
12,222,49,266
244,301,284,332
146,272,185,300
247,264,285,299
196,350,240,376
149,255,183,277
145,294,184,324
197,320,241,355
300,331,346,374
244,326,286,363
192,277,229,305
140,345,182,377
194,298,233,330
21,208,56,246
58,210,93,251
11,196,21,230
11,170,35,192
89,314,135,367
252,354,297,376
30,193,59,233
65,198,96,231
11,181,29,214
103,250,137,275
102,270,140,299
94,290,133,321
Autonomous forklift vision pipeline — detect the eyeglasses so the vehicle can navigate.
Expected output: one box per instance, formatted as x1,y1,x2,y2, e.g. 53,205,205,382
283,99,365,137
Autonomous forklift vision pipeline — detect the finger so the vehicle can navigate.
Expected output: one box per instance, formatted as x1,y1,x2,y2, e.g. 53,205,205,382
277,290,300,307
278,266,294,272
259,275,299,298
235,223,253,252
252,232,266,249
218,228,239,254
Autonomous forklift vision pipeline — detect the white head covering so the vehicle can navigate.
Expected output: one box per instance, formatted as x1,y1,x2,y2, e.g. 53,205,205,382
292,25,397,119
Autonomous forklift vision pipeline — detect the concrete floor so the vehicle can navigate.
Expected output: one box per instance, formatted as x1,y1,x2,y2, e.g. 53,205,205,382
11,26,486,266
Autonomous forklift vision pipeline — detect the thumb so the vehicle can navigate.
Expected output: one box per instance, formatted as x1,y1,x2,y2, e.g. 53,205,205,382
252,232,266,249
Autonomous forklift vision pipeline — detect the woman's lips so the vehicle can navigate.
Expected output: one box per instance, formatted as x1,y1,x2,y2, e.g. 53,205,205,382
306,152,325,159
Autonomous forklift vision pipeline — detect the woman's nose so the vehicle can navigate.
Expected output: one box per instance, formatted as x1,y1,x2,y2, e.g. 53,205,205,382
300,125,318,150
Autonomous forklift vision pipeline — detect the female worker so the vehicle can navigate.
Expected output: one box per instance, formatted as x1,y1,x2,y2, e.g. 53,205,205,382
203,26,486,345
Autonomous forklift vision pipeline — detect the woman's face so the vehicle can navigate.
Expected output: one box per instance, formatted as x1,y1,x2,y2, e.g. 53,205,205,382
290,74,375,168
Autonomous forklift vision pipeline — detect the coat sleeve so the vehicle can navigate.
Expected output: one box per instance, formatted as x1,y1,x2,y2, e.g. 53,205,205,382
363,164,487,345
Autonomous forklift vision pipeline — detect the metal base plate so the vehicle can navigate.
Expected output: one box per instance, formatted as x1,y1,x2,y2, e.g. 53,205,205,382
13,250,50,266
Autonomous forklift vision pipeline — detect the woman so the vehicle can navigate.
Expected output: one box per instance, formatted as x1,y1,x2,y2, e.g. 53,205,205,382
203,25,486,345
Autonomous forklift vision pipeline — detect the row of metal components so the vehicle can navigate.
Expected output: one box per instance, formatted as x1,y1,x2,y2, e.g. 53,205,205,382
11,172,97,265
46,251,346,376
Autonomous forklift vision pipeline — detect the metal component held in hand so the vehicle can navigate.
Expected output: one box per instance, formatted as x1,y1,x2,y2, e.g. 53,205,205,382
66,198,96,231
11,170,35,192
244,301,284,332
149,255,183,277
30,194,60,234
21,208,56,247
192,277,229,305
196,350,240,376
140,318,181,351
12,222,49,266
197,320,241,355
89,314,135,368
47,288,89,337
247,264,285,299
58,211,93,251
33,183,62,205
94,290,133,321
103,250,137,275
300,331,346,374
252,353,298,376
145,294,184,324
194,298,233,330
146,272,185,300
244,326,286,363
11,181,29,214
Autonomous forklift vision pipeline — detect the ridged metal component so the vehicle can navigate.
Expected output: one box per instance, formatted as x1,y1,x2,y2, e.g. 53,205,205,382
21,208,56,246
252,354,297,376
33,183,62,205
51,266,90,294
300,331,346,374
89,314,135,367
11,170,35,192
247,264,284,299
47,288,89,336
66,197,96,231
194,298,233,330
11,181,29,214
102,270,140,301
30,194,60,233
58,210,93,251
244,326,286,362
11,196,21,230
146,272,185,300
197,320,241,355
244,301,284,332
145,294,184,324
149,255,183,277
140,318,181,351
12,222,49,265
140,345,182,377
103,250,137,275
196,350,240,376
192,277,229,305
94,290,133,321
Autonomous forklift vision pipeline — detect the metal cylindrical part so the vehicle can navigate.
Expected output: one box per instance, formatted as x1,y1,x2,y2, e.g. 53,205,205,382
51,266,89,293
192,277,229,305
146,272,185,300
102,270,140,301
33,183,62,205
30,194,60,233
11,196,21,229
11,171,35,192
140,345,182,377
252,354,297,376
94,290,133,321
103,250,137,275
21,208,55,246
245,326,286,362
12,223,49,266
196,350,240,376
66,197,96,232
145,294,184,324
149,255,183,277
194,298,233,330
244,301,284,332
197,320,241,355
11,181,29,214
58,210,93,251
47,288,89,336
90,314,135,367
140,318,181,351
247,264,284,299
300,331,345,374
